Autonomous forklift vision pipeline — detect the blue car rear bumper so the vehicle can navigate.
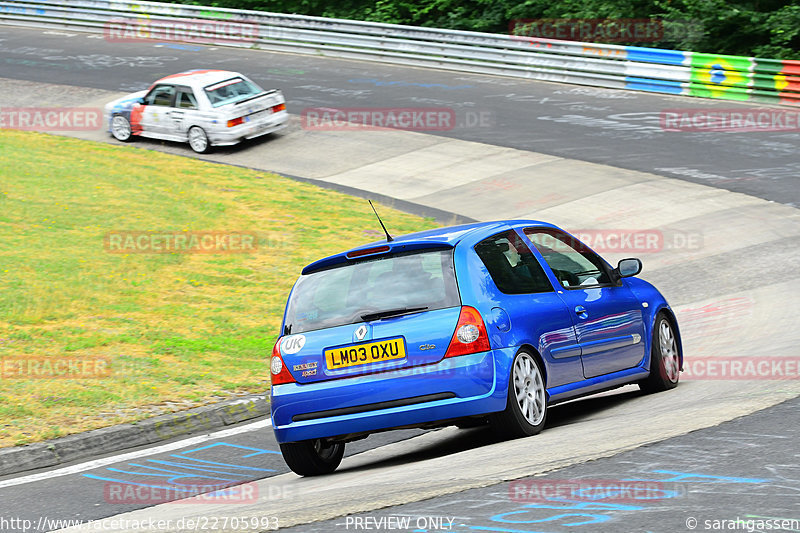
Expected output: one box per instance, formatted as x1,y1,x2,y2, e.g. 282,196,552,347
271,350,510,443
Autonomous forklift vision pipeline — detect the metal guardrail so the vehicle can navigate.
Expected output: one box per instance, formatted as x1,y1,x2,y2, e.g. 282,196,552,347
1,0,798,106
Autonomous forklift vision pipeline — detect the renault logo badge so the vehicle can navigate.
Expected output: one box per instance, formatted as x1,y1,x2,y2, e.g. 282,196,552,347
355,324,368,341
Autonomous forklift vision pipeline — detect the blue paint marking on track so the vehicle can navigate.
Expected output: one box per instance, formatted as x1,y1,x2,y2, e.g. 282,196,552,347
165,455,276,470
455,469,773,532
82,474,204,492
181,442,280,457
107,462,250,479
154,42,206,51
467,526,558,533
81,441,280,488
146,458,273,472
490,511,611,526
633,470,770,484
104,465,236,485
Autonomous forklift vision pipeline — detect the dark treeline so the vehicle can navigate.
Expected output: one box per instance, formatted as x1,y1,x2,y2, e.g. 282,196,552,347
159,0,799,59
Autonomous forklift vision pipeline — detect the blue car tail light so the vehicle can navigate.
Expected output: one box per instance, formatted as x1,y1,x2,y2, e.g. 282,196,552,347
271,338,296,385
444,306,491,358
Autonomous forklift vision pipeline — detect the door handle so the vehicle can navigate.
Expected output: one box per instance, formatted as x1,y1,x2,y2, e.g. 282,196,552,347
574,306,587,315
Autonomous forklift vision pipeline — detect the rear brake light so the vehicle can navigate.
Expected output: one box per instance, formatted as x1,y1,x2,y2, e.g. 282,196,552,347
270,338,296,385
346,245,390,259
227,117,244,127
444,306,491,358
271,103,286,113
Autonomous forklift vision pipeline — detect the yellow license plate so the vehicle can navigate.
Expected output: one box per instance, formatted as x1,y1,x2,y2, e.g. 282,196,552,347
325,338,406,370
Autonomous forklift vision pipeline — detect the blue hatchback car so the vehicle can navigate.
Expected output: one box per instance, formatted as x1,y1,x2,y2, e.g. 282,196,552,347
270,220,682,475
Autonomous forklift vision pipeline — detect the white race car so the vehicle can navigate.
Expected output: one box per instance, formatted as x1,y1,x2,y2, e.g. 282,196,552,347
104,69,288,153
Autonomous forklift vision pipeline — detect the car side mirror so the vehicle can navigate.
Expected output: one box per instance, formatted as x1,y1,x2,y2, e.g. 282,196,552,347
615,258,642,278
136,97,145,105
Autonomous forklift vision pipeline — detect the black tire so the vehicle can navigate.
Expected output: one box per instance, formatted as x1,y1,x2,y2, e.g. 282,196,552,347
111,115,134,142
188,126,212,154
490,350,547,438
639,313,681,393
279,438,345,476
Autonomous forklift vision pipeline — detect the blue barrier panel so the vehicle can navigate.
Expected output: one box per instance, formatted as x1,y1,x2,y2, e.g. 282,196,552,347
626,46,687,66
625,76,684,94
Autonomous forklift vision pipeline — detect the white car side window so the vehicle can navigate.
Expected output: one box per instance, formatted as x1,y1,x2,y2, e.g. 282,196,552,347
145,85,176,107
177,91,198,110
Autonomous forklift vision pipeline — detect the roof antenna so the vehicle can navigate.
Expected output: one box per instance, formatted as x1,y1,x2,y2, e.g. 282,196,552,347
368,200,393,242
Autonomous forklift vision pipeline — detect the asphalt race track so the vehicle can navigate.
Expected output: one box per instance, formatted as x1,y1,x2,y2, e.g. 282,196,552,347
0,26,799,207
0,423,425,530
286,396,800,533
0,24,799,533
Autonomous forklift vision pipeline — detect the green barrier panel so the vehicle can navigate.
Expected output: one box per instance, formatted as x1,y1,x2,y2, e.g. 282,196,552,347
686,81,750,101
749,87,800,106
689,53,754,101
752,59,800,100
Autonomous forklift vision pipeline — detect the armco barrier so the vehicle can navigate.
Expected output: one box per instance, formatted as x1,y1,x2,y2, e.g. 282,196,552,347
0,0,798,106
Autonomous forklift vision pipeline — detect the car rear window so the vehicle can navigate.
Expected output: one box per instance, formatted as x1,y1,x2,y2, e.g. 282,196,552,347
204,77,264,108
284,249,460,334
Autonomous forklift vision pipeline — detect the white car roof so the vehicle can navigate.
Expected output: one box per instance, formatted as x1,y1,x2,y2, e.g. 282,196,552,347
152,70,248,90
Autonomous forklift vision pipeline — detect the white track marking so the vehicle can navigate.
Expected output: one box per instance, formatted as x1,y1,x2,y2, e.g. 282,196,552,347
0,418,272,489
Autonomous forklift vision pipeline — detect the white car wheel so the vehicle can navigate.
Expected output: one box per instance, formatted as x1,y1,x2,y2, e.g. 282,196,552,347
188,126,211,154
111,115,133,142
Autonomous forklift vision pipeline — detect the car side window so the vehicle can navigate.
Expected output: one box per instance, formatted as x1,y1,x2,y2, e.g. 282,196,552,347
524,228,611,288
475,230,552,294
176,89,198,110
144,85,176,107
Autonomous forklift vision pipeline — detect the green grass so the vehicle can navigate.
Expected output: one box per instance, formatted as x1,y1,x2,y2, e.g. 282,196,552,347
0,130,439,447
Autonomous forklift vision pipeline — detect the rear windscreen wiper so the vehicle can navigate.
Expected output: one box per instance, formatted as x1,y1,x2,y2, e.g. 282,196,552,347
360,306,428,321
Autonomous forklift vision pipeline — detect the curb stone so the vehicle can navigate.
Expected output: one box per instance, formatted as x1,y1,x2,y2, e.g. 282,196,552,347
0,394,269,477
